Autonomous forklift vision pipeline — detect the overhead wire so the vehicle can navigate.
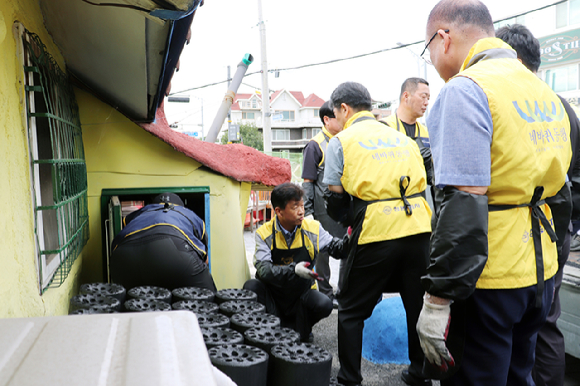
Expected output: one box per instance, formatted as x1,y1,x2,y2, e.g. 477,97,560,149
170,0,565,95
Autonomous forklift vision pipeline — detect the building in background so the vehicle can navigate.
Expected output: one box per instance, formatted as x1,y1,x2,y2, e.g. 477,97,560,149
495,0,580,112
231,89,325,153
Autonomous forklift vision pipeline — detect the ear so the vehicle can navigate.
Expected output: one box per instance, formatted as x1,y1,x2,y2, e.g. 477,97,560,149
341,103,350,116
323,115,330,126
442,29,451,54
274,206,283,217
402,91,410,101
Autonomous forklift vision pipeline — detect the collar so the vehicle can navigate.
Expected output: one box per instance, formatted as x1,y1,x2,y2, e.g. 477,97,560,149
460,37,517,73
344,110,375,129
275,216,298,237
321,126,334,139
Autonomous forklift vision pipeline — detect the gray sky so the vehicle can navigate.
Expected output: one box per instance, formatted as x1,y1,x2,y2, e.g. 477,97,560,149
165,0,557,134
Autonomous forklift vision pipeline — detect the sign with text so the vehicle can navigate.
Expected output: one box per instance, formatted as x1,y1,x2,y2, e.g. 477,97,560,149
228,124,240,142
539,28,580,68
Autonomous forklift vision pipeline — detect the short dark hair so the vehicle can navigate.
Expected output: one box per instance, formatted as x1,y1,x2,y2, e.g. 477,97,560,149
330,82,372,112
496,24,541,73
427,0,494,36
319,100,335,124
271,183,303,210
400,78,429,100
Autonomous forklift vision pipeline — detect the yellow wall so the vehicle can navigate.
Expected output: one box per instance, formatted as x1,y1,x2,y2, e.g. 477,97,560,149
0,0,82,318
77,88,251,290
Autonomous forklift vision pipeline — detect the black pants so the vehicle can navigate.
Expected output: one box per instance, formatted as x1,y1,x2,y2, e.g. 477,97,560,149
532,230,570,386
337,233,430,386
111,230,216,292
243,278,332,341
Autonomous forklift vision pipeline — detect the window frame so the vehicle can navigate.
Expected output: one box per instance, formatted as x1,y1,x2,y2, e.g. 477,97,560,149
272,129,291,141
275,110,295,122
242,112,255,120
544,63,579,93
18,24,89,292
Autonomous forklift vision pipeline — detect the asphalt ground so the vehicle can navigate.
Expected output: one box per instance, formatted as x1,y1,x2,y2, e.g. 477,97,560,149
243,230,580,386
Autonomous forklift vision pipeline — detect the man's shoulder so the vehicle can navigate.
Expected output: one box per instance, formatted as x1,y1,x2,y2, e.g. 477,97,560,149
379,114,396,128
301,218,321,232
256,218,276,239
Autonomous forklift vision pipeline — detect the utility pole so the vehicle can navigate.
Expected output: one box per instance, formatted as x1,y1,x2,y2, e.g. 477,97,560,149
257,0,272,153
227,65,231,141
200,97,204,140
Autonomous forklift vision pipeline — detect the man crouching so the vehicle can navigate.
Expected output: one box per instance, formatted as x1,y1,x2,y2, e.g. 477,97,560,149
244,182,347,342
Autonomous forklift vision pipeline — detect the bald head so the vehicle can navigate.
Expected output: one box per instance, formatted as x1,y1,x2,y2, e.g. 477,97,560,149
427,0,494,37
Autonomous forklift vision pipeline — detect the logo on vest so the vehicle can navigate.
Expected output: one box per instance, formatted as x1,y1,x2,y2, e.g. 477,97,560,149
522,231,530,243
281,256,294,265
383,206,392,215
512,100,565,123
358,136,409,150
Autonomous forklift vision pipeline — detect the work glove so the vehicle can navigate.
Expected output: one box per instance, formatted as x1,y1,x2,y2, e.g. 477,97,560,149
295,262,322,281
416,294,455,371
305,214,314,220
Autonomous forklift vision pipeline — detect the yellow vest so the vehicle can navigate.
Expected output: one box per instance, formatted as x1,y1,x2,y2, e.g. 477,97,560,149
456,38,571,289
256,216,320,262
311,126,334,167
337,111,432,244
382,113,429,139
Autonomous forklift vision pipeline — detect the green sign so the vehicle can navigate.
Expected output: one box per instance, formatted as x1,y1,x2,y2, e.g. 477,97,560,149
539,28,580,67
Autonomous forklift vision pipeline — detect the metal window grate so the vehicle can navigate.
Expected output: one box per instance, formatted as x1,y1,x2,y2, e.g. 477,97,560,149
22,29,89,292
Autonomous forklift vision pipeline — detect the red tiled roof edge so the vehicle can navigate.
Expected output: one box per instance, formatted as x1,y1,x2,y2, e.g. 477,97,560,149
139,102,291,186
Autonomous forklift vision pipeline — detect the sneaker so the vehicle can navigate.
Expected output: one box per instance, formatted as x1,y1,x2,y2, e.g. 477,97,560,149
571,233,580,252
332,298,339,309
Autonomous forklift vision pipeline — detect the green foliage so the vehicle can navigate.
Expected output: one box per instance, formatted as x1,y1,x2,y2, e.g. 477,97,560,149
220,123,264,151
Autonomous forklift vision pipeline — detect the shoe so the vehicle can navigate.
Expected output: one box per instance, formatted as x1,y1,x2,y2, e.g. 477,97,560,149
332,298,339,309
401,370,432,386
571,233,580,252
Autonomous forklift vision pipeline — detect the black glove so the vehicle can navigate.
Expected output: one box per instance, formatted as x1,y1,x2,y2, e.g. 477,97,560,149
302,181,315,217
325,191,351,225
545,182,572,251
326,234,350,260
422,186,489,301
420,146,434,186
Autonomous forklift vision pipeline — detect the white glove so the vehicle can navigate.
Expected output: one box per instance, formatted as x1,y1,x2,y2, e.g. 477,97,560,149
416,294,454,369
294,262,322,281
305,214,314,220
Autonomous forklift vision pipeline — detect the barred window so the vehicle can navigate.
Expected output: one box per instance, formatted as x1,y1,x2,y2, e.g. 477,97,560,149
20,27,89,292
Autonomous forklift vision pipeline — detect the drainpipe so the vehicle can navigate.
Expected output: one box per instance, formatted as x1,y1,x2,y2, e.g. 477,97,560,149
205,54,253,143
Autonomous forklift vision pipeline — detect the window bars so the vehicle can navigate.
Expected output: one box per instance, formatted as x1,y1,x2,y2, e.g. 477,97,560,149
22,29,89,292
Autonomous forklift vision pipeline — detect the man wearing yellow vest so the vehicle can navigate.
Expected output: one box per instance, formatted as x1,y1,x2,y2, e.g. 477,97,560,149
323,81,432,386
381,77,430,160
381,78,440,220
417,1,572,385
243,182,347,343
302,101,348,307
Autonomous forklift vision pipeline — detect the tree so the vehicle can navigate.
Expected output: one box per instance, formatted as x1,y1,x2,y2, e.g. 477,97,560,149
220,123,264,151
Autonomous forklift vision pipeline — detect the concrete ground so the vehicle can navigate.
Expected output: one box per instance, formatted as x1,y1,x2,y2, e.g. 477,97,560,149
243,230,580,386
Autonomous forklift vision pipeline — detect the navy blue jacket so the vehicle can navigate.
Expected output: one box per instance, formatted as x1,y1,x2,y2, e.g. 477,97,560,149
112,203,206,256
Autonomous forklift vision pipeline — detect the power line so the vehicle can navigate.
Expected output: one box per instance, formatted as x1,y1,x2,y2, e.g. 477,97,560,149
171,0,565,95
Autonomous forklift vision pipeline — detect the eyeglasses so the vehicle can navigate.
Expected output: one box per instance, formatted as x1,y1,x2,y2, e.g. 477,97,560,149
420,29,449,64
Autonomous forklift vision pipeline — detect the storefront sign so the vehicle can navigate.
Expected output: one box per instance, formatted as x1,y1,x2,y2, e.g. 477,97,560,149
539,28,580,67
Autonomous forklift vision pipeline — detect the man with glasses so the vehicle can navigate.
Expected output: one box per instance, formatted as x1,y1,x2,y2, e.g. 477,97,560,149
416,1,571,385
302,100,348,307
